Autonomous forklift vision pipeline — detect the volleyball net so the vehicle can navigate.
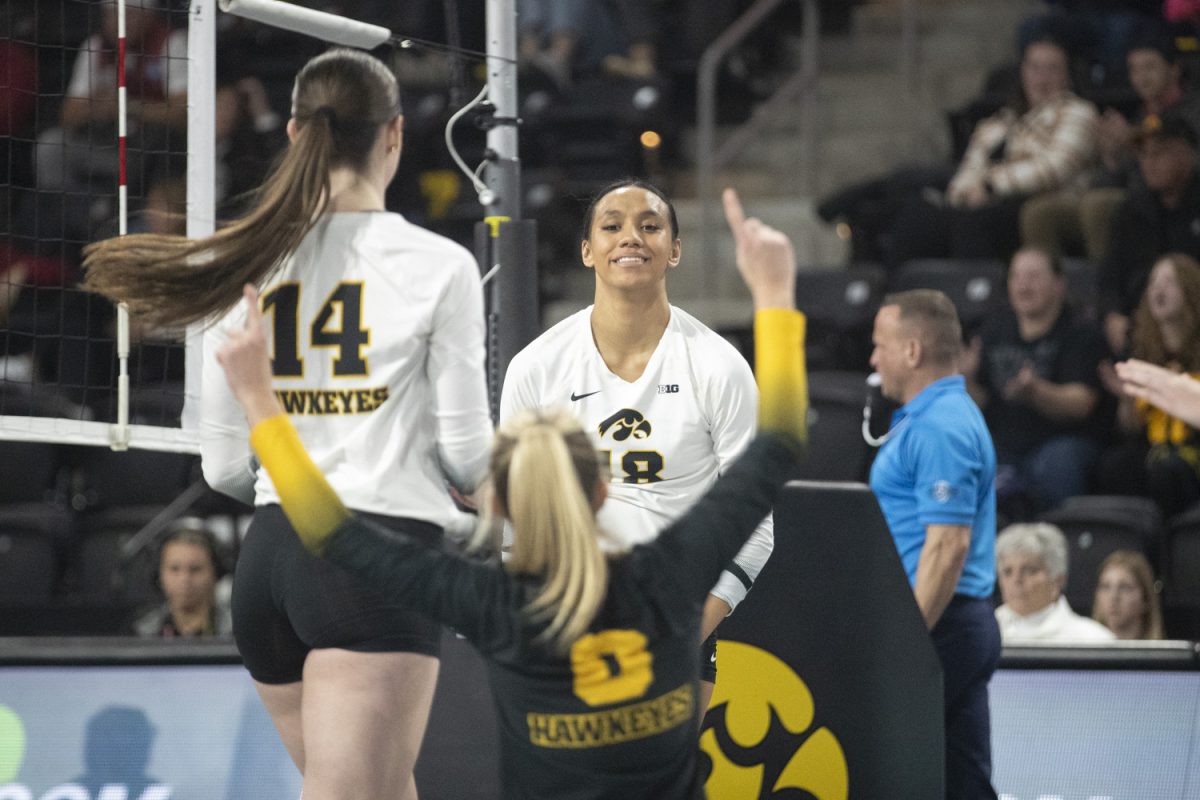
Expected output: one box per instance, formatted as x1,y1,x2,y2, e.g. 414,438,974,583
0,0,524,453
1,0,203,452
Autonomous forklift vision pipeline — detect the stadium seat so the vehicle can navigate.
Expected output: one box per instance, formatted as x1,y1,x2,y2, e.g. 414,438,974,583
75,449,199,509
0,505,71,601
794,371,875,483
0,441,60,504
795,265,886,371
68,506,164,604
1163,504,1200,639
1061,257,1098,321
1039,495,1164,616
890,259,1006,335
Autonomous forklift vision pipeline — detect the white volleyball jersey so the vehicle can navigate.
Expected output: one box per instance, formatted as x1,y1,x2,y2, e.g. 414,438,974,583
500,305,774,610
201,211,492,528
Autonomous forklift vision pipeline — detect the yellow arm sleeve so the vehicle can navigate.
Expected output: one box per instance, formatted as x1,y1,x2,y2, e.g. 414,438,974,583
249,414,351,554
754,308,808,444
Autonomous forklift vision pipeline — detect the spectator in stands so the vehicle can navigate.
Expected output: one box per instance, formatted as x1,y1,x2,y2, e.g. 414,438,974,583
132,520,232,638
883,34,1098,266
1166,0,1200,26
994,522,1117,643
140,174,186,236
1097,253,1200,515
35,0,187,216
1098,113,1200,353
1019,2,1161,85
962,247,1107,517
214,75,285,217
518,0,658,88
1022,27,1200,264
1092,550,1165,639
0,6,37,206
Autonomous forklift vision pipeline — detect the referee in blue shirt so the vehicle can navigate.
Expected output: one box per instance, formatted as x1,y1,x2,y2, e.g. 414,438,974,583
868,289,1001,800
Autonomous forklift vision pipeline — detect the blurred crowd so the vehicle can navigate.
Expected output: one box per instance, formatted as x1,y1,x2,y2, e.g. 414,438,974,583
4,0,1200,641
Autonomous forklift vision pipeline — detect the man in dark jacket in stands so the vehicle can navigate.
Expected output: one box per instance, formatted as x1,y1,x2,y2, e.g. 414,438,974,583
1099,112,1200,353
964,247,1108,519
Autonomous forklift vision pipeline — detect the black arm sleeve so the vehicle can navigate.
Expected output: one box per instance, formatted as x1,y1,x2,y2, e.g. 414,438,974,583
321,517,514,652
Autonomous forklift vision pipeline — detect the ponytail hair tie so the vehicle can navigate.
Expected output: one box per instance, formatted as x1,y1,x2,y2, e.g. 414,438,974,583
315,106,338,129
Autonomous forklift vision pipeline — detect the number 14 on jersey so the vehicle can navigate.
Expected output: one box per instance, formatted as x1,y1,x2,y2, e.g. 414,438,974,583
262,282,370,378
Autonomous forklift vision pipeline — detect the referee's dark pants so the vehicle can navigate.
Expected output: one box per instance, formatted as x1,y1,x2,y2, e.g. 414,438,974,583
931,594,1002,800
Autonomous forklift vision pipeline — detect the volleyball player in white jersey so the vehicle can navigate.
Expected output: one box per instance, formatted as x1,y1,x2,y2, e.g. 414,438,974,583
500,181,773,711
83,49,492,800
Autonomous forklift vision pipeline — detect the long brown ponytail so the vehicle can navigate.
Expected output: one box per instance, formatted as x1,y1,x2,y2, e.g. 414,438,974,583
81,48,402,328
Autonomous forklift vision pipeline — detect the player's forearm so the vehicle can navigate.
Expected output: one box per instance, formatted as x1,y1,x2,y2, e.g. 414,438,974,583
754,309,808,447
913,524,970,629
700,594,732,641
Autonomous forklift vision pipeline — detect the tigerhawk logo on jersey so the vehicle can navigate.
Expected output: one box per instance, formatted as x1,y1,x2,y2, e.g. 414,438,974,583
598,409,652,441
701,642,848,800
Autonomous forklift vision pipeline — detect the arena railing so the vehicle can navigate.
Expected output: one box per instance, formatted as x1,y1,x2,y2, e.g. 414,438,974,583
695,0,821,288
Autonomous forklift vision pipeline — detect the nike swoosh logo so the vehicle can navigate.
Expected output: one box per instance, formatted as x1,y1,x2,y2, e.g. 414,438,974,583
571,390,602,402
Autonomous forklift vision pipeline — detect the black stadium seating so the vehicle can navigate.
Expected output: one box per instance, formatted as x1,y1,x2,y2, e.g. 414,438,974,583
1040,495,1164,616
890,258,1006,336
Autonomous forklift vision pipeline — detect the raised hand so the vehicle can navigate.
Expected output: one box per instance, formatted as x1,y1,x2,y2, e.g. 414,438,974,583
1115,359,1200,429
722,187,796,310
216,284,283,425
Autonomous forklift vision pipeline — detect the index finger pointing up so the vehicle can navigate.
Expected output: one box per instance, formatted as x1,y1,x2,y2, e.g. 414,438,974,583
722,187,746,240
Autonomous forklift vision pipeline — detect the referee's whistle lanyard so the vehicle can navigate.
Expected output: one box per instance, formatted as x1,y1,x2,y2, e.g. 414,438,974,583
862,412,907,448
862,372,907,448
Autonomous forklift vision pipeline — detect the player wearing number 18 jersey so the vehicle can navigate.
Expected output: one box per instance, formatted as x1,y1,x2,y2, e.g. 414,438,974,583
500,303,771,607
501,181,773,703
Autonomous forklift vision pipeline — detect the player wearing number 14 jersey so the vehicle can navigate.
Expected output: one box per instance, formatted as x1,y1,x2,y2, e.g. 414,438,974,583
80,50,494,800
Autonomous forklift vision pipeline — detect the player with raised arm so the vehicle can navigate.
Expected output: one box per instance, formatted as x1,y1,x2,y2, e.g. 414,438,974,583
214,190,807,799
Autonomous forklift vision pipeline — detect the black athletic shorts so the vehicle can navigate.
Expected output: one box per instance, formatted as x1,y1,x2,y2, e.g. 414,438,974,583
233,504,444,684
700,631,718,684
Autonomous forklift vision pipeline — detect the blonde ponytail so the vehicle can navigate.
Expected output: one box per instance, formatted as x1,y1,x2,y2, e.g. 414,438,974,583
490,410,607,652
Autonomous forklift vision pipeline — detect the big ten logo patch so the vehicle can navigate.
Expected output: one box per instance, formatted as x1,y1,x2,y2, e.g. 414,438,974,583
701,642,848,799
658,384,679,394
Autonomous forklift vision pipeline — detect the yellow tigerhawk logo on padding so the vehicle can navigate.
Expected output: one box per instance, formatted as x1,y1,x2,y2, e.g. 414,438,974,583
702,642,848,800
598,409,652,442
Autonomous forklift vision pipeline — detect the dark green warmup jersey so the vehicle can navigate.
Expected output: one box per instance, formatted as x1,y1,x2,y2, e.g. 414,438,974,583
320,434,800,800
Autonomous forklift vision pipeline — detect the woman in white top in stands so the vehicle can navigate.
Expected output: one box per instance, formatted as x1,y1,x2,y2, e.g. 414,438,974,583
994,522,1115,643
501,181,775,712
82,48,492,800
